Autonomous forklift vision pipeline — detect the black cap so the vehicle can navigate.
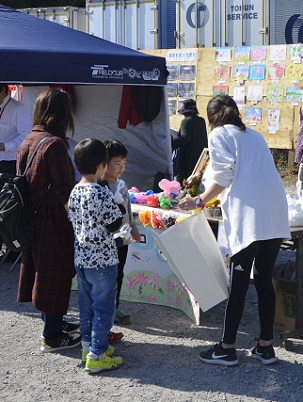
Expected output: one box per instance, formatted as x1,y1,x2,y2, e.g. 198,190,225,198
178,99,199,115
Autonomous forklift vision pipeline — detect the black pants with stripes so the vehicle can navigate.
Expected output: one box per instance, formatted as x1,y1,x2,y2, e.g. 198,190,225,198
221,238,282,344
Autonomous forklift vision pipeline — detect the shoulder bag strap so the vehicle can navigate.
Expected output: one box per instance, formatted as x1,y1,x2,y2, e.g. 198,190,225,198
22,136,50,177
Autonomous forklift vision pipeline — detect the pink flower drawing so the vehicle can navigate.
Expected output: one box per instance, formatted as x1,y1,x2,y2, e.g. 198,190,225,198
164,295,172,305
122,290,131,299
174,295,181,306
135,272,148,286
126,275,136,289
166,279,174,292
148,294,157,303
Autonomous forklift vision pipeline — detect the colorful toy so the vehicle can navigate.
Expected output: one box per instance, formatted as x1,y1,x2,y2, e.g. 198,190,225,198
146,194,159,208
151,210,164,229
139,209,151,226
159,195,172,209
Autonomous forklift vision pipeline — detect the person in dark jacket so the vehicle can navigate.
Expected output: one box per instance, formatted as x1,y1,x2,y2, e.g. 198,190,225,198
16,87,81,352
172,99,208,184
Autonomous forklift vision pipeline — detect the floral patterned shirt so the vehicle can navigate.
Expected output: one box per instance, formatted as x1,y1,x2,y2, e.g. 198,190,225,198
68,182,122,268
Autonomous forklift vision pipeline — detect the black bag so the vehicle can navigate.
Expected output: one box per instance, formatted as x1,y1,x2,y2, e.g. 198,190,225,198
0,137,50,252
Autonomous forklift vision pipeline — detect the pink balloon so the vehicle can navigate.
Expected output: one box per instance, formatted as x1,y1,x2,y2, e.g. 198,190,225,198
129,186,139,193
158,179,181,194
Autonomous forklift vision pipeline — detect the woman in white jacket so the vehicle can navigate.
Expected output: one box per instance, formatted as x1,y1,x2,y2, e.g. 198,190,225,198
179,94,290,366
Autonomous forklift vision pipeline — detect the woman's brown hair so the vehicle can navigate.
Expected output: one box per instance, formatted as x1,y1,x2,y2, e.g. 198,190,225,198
33,87,74,141
207,94,246,131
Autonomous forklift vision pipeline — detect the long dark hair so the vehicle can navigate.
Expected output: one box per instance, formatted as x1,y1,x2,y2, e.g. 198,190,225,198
33,87,74,141
207,94,246,131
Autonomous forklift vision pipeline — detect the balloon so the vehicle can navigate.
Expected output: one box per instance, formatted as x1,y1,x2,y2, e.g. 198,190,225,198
158,179,181,194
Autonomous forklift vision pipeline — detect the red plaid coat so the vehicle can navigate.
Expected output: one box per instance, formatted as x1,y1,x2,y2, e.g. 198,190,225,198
17,126,76,315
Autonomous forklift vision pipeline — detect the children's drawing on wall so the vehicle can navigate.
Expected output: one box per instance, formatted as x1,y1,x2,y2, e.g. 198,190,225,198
289,44,303,61
270,44,286,61
167,82,178,97
267,63,285,80
212,85,229,97
215,47,232,62
286,86,303,103
267,108,280,132
233,86,246,107
178,83,195,98
250,46,266,61
168,100,177,116
234,46,250,62
246,86,263,103
249,64,265,81
179,65,195,80
245,107,262,124
233,65,249,82
214,65,230,81
167,65,179,80
266,86,284,104
286,64,303,81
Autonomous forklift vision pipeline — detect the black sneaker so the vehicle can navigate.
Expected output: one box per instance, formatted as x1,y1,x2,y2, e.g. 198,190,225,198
40,332,82,352
62,320,80,334
199,343,239,366
250,344,277,365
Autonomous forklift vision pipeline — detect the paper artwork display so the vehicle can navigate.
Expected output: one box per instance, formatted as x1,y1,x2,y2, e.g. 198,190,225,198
267,108,280,131
286,64,303,81
168,100,177,116
289,44,303,60
234,46,250,62
214,65,230,81
179,65,196,80
249,64,265,80
267,64,285,80
270,45,286,61
246,86,263,103
286,86,303,103
233,86,246,106
250,46,266,61
215,47,232,62
178,83,195,98
167,65,179,80
213,85,229,96
233,65,249,81
245,107,262,123
167,82,178,97
266,86,284,104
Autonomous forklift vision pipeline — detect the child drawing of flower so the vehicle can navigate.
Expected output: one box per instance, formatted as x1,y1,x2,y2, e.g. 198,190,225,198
164,295,172,305
148,273,162,289
166,279,175,292
122,290,131,299
175,281,185,293
126,275,136,289
174,295,181,306
148,294,157,303
136,292,143,301
135,271,148,286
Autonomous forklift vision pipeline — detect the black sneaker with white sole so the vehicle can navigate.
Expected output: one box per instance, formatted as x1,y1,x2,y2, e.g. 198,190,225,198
250,344,277,365
199,343,239,366
62,320,80,334
41,332,82,352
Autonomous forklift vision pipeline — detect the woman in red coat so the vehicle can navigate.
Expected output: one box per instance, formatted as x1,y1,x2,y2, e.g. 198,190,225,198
16,87,81,352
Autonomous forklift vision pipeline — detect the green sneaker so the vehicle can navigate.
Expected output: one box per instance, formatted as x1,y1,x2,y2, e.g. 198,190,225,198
84,355,123,374
114,309,131,325
81,344,114,363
